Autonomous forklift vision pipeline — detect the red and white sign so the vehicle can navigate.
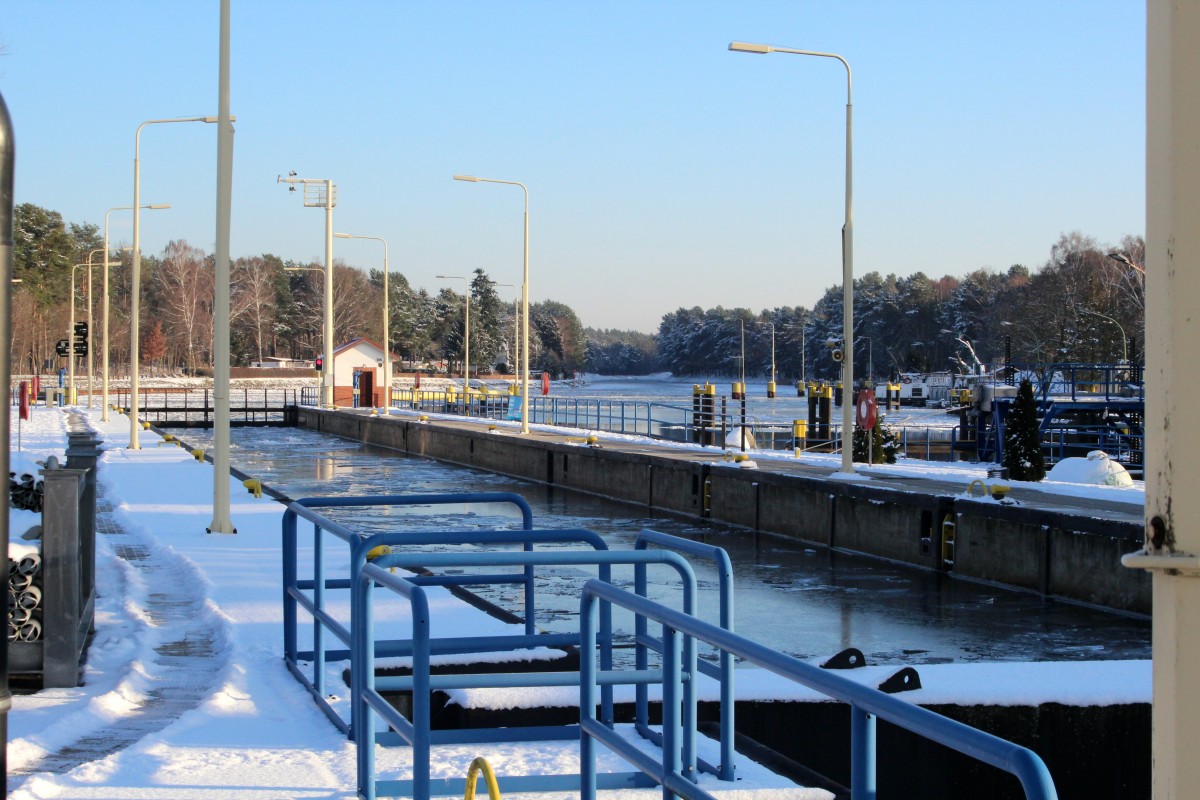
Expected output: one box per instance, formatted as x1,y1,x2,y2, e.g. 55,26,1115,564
856,389,877,430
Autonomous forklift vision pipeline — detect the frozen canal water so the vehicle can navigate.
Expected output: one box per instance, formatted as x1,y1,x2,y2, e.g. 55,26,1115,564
185,426,1150,666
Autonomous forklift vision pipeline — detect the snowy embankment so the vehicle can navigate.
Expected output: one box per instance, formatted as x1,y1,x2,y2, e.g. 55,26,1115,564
6,405,815,799
6,404,1149,798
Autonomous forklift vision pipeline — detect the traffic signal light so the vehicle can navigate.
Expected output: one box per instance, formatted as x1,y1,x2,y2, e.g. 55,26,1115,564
314,356,323,371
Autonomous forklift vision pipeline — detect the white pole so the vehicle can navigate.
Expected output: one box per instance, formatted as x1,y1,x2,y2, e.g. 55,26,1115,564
521,187,530,435
129,116,219,448
209,0,235,534
68,266,76,401
451,175,530,432
103,205,167,422
102,217,111,421
86,255,94,407
323,180,334,408
1123,4,1200,797
770,322,776,385
727,43,853,473
130,131,142,448
464,287,470,405
382,242,390,408
841,76,854,474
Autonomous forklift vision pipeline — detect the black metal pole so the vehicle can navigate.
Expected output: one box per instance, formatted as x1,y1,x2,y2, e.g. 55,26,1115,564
0,86,17,796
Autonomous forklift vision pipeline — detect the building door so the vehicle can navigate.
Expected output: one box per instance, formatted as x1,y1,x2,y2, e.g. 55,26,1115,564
357,369,375,408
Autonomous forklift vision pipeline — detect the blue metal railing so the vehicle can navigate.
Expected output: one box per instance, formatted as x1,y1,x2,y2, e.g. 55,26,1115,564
579,579,1059,800
353,546,709,800
634,529,735,780
282,492,540,733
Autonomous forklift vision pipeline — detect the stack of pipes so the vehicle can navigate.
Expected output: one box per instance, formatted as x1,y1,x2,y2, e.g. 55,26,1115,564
8,551,42,641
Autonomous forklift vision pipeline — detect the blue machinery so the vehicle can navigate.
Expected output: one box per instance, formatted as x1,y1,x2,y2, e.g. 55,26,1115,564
282,492,1058,800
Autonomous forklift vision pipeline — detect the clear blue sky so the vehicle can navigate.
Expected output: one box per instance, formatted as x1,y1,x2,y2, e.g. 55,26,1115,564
2,1,1144,334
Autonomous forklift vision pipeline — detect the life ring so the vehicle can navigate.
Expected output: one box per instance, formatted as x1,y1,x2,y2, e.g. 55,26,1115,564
856,389,877,429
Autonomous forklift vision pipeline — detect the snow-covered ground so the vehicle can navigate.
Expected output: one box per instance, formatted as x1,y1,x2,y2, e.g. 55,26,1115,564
6,403,1149,798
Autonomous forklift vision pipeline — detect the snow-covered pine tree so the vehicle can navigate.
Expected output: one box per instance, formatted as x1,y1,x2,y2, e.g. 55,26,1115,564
852,417,900,464
1003,379,1046,481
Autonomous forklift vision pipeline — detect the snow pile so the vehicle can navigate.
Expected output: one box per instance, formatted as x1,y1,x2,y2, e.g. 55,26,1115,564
1047,450,1135,487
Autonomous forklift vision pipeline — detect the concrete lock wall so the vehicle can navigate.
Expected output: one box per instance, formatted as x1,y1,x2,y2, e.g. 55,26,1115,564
297,409,1149,613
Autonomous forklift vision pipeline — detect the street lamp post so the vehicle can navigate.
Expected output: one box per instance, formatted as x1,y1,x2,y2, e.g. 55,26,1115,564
1106,251,1146,277
210,0,236,536
103,204,168,422
130,115,225,449
334,233,390,409
729,40,855,475
453,174,530,434
278,174,336,408
1081,308,1129,364
767,321,777,398
857,336,873,385
82,248,107,408
494,283,519,376
283,267,328,381
437,274,471,408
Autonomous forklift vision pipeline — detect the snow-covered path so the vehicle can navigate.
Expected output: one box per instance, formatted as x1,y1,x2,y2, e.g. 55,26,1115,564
9,491,226,790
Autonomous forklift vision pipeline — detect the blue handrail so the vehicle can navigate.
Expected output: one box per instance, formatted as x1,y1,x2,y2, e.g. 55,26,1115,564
634,529,736,780
353,547,703,800
282,492,537,733
579,579,1058,800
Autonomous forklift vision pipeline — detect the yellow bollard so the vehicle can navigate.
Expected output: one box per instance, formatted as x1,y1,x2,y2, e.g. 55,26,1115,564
366,544,391,561
464,757,502,800
191,449,205,462
792,419,807,457
242,478,263,498
141,421,151,430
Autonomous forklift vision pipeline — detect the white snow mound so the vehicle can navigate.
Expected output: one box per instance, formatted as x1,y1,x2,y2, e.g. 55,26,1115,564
1047,450,1134,487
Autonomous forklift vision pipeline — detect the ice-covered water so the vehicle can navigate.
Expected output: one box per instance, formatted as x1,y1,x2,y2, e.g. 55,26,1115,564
185,426,1150,666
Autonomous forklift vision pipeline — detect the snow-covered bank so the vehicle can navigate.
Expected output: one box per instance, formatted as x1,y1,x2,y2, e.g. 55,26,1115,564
7,405,1149,798
6,406,816,799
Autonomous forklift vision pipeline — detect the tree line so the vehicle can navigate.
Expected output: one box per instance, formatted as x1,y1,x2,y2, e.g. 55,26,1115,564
11,203,591,378
654,231,1145,382
11,203,1141,381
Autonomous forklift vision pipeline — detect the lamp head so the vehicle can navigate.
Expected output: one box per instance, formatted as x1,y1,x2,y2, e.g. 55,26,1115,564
334,233,351,239
453,174,479,182
729,41,774,54
147,203,171,209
